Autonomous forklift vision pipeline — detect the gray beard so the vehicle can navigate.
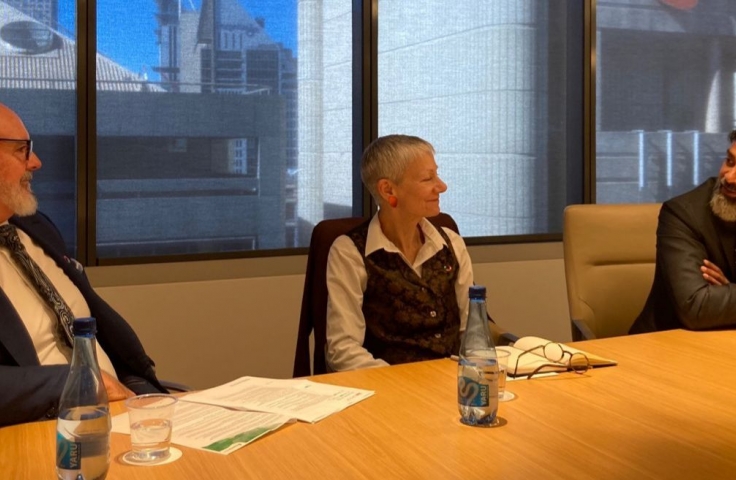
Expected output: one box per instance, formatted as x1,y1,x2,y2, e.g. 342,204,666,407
710,181,736,222
0,174,37,217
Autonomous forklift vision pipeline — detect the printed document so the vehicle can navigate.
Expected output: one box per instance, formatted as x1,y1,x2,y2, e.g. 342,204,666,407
181,376,374,423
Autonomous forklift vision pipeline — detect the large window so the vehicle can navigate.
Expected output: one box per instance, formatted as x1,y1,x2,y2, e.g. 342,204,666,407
94,0,353,259
0,0,77,253
4,0,646,265
378,1,583,237
596,1,736,203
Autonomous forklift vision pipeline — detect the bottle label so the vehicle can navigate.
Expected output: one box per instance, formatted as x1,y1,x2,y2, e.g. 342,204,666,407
56,432,82,470
458,376,490,407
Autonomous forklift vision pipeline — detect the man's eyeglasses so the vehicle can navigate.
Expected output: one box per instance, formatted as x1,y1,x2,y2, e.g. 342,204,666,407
0,138,33,163
512,342,590,380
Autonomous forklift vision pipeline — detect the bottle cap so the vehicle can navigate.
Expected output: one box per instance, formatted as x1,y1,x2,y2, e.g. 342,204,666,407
72,317,97,336
469,285,486,299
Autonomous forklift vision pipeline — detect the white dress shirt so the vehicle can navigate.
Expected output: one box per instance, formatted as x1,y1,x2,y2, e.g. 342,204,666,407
0,223,118,378
326,215,473,371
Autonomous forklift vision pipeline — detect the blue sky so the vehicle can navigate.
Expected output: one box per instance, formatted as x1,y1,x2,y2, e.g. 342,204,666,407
58,0,297,81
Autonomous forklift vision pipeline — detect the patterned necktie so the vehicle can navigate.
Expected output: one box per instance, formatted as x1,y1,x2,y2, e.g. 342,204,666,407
0,224,75,346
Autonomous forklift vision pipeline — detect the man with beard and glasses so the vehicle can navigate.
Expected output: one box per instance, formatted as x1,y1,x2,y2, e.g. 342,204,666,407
630,130,736,334
0,103,166,427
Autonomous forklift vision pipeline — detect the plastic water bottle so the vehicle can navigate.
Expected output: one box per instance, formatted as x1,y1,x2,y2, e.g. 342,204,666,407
457,285,499,426
56,317,111,480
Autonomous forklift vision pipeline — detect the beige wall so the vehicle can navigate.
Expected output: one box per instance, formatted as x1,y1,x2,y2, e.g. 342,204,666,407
90,242,570,390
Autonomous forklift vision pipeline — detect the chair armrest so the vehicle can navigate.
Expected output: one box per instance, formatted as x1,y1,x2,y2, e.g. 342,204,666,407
571,318,596,342
487,318,518,346
497,332,519,346
160,380,193,393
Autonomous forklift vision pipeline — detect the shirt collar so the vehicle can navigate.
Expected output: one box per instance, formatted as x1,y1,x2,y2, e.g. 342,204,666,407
365,214,448,257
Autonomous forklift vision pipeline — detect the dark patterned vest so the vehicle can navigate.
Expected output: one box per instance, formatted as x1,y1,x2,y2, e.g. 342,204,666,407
348,220,461,365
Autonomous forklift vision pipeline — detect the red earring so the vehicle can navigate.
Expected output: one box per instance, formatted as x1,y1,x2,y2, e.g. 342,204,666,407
388,195,398,208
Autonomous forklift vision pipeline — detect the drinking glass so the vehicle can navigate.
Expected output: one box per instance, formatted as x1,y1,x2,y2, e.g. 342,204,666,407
124,394,178,464
496,348,515,401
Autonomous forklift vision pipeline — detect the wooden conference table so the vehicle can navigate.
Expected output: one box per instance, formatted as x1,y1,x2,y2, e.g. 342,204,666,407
3,329,736,479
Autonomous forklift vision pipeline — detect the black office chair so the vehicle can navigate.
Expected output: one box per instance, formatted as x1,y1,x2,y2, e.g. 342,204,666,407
293,217,365,377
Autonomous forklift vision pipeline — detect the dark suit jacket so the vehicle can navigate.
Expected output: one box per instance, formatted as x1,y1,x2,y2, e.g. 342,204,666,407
630,178,736,334
0,212,165,427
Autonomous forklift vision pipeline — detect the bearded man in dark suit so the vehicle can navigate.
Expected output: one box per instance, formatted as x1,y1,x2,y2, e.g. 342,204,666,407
631,130,736,334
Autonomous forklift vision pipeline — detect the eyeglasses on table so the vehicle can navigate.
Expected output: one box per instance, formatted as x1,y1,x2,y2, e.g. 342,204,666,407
511,341,591,380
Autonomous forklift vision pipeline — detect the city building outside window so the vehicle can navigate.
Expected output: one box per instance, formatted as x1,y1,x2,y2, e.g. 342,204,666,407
596,0,736,204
